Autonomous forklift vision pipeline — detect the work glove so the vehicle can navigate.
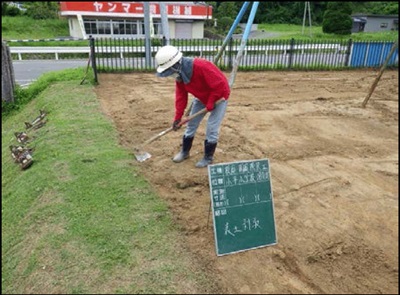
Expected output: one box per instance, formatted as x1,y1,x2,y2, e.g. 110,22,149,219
172,119,181,131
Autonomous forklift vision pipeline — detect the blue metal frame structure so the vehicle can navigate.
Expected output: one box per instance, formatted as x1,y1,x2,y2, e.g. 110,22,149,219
213,2,260,88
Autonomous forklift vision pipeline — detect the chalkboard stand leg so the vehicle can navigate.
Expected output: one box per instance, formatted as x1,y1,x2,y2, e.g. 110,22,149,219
207,201,211,228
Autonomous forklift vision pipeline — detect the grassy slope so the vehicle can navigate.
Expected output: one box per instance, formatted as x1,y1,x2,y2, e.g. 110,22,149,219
2,16,69,40
2,72,218,294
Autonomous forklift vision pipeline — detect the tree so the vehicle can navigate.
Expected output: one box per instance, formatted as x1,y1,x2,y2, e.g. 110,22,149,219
214,2,238,21
2,41,15,103
369,1,398,14
217,16,234,34
206,1,396,26
25,2,59,19
322,2,353,35
2,2,22,16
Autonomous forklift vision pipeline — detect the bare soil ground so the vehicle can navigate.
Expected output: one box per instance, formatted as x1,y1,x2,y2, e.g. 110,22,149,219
94,69,398,294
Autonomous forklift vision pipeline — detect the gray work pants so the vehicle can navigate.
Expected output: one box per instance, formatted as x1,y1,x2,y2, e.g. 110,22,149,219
184,98,228,143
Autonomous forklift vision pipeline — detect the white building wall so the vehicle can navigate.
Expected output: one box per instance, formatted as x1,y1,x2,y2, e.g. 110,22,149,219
69,18,84,38
365,17,396,32
192,21,204,39
168,20,176,39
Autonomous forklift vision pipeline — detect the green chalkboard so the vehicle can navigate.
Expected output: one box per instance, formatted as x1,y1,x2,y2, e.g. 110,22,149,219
208,159,277,256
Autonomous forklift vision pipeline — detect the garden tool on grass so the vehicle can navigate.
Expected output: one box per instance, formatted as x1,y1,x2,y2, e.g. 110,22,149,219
25,109,47,130
134,99,223,162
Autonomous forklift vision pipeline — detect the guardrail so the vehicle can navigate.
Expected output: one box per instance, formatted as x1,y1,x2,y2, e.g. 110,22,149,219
10,47,91,60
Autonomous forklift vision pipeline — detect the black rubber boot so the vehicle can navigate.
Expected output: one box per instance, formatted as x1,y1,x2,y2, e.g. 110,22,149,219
172,135,194,163
195,140,217,168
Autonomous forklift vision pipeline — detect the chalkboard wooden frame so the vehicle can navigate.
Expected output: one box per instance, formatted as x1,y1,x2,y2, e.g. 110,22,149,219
208,159,277,256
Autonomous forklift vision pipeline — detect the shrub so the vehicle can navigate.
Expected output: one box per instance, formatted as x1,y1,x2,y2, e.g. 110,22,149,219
25,2,59,20
322,2,352,35
4,5,21,17
218,17,234,34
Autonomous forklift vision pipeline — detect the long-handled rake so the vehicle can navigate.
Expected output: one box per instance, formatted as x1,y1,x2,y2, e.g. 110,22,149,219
134,99,223,162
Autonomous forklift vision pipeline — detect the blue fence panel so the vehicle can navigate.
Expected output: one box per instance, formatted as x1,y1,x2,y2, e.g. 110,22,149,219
350,41,398,67
350,42,367,67
383,42,398,65
366,42,385,66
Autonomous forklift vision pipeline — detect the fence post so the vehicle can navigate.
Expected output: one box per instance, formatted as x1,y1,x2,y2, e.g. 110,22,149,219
2,41,15,103
345,38,352,67
89,35,98,84
288,38,295,69
228,37,233,70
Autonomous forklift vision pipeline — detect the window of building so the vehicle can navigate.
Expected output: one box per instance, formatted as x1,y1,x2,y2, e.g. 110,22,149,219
139,21,162,36
125,21,138,35
154,22,163,35
380,22,388,28
83,18,160,37
84,19,98,35
97,21,111,34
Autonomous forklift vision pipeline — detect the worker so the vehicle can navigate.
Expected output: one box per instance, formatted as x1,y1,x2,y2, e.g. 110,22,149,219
155,45,230,168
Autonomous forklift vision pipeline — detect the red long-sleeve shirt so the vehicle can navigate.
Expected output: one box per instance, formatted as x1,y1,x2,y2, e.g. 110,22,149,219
174,58,230,121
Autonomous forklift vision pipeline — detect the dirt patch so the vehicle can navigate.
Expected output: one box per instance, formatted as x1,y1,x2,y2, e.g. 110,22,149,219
94,69,398,294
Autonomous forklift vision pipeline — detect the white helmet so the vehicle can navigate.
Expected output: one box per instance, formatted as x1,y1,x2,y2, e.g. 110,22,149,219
155,45,182,73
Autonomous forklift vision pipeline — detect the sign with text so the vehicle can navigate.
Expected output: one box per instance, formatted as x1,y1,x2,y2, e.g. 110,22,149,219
208,159,277,256
60,2,212,18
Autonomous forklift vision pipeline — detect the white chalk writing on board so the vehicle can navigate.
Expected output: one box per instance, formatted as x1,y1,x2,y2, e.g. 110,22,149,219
208,159,277,256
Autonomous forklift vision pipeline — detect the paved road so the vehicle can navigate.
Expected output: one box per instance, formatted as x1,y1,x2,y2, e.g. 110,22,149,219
12,59,88,87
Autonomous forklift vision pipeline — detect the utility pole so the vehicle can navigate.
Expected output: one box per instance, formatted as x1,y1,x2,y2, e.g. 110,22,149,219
302,1,312,37
143,2,151,68
160,2,170,45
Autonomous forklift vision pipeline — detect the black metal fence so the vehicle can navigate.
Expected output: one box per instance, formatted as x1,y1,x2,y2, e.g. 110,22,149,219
90,37,398,77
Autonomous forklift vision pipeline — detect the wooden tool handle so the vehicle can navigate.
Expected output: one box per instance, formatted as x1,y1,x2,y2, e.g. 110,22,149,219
179,98,224,126
140,99,225,147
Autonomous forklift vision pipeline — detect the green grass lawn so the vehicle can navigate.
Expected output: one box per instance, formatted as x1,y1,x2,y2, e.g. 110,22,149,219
257,23,398,41
1,69,218,294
